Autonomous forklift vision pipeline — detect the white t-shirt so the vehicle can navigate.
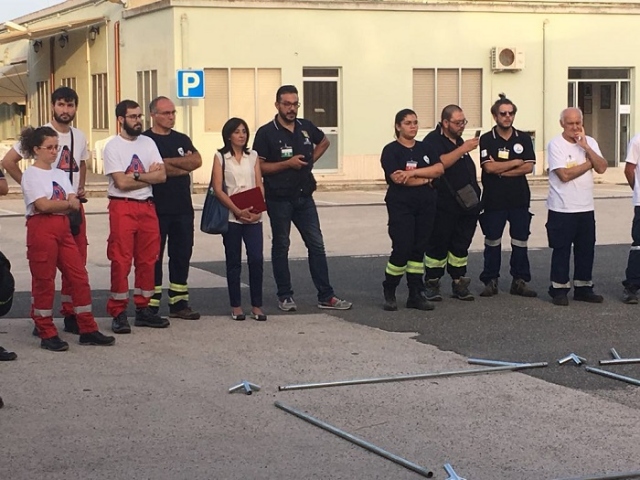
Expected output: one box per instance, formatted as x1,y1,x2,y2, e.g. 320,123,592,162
217,150,261,224
625,133,640,206
103,135,163,200
546,133,601,213
14,124,89,187
21,165,75,217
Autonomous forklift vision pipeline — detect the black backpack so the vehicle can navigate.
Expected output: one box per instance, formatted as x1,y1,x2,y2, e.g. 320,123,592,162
0,251,15,317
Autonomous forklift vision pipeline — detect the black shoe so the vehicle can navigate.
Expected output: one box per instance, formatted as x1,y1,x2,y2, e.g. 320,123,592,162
169,307,201,320
135,307,170,328
32,326,39,337
0,346,17,361
480,279,498,297
424,279,442,301
41,336,69,352
383,286,398,311
63,315,80,334
452,277,475,301
111,312,131,334
406,289,435,311
79,330,116,346
574,288,604,303
510,279,537,298
552,294,569,306
623,287,639,305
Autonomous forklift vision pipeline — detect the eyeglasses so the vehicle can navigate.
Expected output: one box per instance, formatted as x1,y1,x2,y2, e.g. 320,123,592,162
498,111,515,117
125,114,144,120
279,101,301,108
38,145,61,152
447,119,468,127
155,110,176,116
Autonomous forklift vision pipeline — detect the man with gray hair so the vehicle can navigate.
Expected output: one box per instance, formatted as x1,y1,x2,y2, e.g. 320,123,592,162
143,96,202,319
545,107,608,306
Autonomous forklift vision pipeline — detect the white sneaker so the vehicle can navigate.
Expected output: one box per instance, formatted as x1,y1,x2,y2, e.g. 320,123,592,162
278,297,297,312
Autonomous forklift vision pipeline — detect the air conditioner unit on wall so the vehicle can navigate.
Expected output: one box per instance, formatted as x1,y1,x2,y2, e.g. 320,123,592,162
491,47,525,71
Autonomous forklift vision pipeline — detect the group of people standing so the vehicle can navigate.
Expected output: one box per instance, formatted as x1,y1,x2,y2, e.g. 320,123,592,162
0,84,351,358
381,95,618,311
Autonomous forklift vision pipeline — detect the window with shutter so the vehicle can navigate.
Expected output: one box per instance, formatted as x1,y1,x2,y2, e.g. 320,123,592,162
204,68,229,133
461,69,482,127
412,69,435,128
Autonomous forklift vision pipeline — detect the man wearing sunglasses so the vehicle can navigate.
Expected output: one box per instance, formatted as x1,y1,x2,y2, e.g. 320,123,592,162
423,105,481,301
1,87,90,336
478,94,537,298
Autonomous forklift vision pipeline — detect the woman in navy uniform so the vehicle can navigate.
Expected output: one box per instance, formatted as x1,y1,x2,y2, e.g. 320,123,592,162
380,109,444,311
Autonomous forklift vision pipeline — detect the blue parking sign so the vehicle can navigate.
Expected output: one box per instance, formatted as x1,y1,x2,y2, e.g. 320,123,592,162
177,70,205,99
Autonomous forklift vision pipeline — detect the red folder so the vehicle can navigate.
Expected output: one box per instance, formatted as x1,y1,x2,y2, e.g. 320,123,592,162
229,187,267,213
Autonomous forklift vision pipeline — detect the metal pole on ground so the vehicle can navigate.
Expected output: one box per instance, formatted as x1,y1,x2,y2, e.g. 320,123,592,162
274,401,434,478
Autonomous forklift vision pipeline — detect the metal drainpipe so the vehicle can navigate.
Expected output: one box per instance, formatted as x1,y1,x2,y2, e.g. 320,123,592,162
114,21,121,133
180,13,191,138
49,37,55,93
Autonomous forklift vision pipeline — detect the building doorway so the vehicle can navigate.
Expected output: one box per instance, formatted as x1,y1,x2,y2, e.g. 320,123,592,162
303,68,339,171
568,68,631,166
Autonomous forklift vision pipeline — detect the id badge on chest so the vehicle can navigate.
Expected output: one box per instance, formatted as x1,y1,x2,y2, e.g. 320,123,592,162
498,148,510,160
281,146,293,159
405,160,417,171
566,155,578,168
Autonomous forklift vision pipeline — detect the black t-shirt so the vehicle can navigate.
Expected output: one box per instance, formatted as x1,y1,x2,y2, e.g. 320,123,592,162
423,125,480,213
479,127,535,211
252,116,324,199
380,140,438,203
142,129,197,215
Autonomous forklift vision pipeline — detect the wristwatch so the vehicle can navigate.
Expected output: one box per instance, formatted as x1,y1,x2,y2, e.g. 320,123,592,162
133,172,140,181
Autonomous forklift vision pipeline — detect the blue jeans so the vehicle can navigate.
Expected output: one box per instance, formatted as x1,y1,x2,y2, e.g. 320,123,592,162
479,208,532,284
266,195,334,302
222,222,263,308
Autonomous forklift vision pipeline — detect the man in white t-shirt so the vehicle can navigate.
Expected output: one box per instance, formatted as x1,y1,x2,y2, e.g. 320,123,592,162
1,87,89,335
621,133,640,304
103,100,168,334
545,107,608,306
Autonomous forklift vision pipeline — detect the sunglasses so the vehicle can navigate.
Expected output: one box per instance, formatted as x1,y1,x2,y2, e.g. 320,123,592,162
498,111,515,117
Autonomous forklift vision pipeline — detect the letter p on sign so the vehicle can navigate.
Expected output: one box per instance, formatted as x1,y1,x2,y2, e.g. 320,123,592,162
177,70,205,99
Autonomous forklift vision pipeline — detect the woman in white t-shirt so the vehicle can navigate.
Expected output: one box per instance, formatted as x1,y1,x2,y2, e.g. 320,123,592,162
20,126,115,351
211,118,266,321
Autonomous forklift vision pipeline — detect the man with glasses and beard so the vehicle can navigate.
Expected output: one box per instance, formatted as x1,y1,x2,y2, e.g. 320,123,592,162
422,105,481,301
252,85,352,312
2,87,90,336
103,100,169,333
478,94,537,298
143,96,202,320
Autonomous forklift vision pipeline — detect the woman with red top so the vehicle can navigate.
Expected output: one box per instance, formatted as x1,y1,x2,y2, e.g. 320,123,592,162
20,126,115,351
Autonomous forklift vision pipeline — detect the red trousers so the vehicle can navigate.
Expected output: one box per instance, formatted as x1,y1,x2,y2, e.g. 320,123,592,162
107,199,160,317
60,203,88,317
27,214,98,339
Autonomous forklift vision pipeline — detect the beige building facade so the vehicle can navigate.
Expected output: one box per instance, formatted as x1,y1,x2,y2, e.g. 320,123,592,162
0,0,639,184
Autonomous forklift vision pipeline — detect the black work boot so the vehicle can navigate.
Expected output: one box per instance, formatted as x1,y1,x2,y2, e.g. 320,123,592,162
63,315,80,334
424,278,443,301
383,285,398,311
452,277,474,301
406,287,435,311
510,279,537,298
480,278,498,297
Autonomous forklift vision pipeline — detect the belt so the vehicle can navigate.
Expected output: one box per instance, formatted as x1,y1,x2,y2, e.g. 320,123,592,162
108,196,154,204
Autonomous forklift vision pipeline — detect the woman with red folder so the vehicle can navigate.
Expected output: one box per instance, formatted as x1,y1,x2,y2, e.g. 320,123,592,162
211,118,267,321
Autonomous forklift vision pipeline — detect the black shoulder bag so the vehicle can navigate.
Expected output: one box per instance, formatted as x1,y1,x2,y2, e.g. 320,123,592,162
442,155,480,211
67,129,83,236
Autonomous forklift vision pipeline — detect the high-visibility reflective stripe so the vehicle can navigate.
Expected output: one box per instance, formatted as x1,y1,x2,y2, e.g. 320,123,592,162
631,246,640,251
447,252,467,268
168,294,189,305
74,304,92,314
385,262,406,276
110,292,129,300
169,283,188,293
134,288,155,298
511,239,528,248
154,285,162,293
551,281,571,288
33,308,53,317
424,255,447,269
484,238,501,247
574,280,594,287
148,298,160,307
406,260,424,275
60,294,72,303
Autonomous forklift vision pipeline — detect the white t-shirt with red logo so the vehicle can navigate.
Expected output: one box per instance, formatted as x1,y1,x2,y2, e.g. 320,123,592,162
103,134,163,200
13,124,89,187
22,165,75,217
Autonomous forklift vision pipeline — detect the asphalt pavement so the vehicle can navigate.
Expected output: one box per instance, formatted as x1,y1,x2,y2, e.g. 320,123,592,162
2,184,640,480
